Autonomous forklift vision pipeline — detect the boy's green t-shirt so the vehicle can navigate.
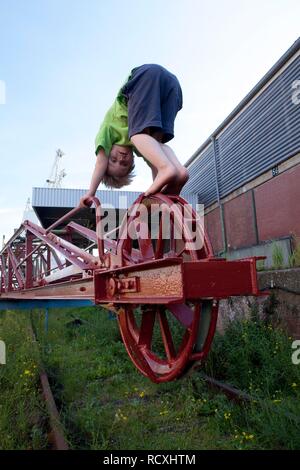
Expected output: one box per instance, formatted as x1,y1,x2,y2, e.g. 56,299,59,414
95,75,133,156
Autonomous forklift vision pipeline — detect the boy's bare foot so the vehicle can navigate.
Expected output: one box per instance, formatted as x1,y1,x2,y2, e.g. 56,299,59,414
161,168,189,195
161,181,183,195
144,165,177,196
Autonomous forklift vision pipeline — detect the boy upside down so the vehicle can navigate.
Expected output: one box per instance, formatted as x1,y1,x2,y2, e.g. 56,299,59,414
80,64,188,207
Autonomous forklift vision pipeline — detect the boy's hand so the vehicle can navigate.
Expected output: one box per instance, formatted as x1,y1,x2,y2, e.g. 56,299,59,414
79,193,94,208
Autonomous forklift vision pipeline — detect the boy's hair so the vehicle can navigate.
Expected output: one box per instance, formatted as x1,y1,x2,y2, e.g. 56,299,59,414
102,162,135,189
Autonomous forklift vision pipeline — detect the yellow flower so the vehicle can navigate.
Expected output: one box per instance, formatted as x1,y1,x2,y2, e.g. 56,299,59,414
139,391,145,398
115,409,128,422
24,370,31,375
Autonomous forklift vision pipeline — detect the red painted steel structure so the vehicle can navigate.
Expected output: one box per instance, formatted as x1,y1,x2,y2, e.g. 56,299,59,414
0,194,262,383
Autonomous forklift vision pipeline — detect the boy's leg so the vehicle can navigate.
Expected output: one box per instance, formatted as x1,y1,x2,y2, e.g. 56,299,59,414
131,133,177,196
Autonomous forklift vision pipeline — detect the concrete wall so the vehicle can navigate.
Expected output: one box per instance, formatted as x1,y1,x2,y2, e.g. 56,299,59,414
217,268,300,338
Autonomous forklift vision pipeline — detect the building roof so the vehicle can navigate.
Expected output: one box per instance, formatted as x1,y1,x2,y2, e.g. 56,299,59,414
32,187,141,210
31,187,142,234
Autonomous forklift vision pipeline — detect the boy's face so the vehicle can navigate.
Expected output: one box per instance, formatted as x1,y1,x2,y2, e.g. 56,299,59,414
107,145,134,177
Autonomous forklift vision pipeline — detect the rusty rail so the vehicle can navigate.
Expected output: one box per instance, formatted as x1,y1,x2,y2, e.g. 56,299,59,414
29,321,69,450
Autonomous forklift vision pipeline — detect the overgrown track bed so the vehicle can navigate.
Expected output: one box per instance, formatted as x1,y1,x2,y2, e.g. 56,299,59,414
1,307,300,450
0,310,69,450
29,321,68,450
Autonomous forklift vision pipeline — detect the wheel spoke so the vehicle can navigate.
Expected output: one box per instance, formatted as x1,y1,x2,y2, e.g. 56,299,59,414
167,303,194,328
138,309,156,347
134,220,154,260
155,212,164,259
170,213,176,253
176,246,186,257
158,309,176,361
123,248,144,264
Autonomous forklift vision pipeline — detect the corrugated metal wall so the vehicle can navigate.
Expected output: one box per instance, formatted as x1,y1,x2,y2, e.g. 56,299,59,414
32,187,141,209
184,41,300,207
32,187,198,210
183,144,217,204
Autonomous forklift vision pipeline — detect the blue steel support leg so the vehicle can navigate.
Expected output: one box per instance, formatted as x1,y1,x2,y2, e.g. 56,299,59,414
108,310,116,320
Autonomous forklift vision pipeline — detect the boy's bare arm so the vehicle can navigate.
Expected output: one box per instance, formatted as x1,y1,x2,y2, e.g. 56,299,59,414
79,149,108,207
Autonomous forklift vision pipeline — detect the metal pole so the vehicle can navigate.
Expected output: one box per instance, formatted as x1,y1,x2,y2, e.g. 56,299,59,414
211,137,227,253
251,189,259,245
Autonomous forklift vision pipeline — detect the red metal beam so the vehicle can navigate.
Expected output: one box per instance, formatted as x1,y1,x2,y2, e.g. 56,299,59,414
183,258,259,298
25,231,34,289
7,246,24,289
23,220,99,270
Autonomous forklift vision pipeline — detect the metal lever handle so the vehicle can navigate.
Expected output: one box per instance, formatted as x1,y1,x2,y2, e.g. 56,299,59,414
45,196,104,260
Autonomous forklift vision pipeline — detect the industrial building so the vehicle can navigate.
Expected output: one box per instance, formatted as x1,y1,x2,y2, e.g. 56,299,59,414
184,38,300,267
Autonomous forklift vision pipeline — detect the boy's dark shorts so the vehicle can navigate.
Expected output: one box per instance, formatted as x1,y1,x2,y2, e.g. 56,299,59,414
121,64,183,143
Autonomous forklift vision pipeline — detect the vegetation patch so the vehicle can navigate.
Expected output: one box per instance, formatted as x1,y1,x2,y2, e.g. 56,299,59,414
0,311,48,449
1,306,299,450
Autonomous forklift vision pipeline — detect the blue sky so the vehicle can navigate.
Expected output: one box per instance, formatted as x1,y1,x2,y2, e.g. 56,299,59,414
0,0,299,240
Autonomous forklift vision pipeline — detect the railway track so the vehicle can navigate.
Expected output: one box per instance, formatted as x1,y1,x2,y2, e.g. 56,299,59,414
29,321,68,451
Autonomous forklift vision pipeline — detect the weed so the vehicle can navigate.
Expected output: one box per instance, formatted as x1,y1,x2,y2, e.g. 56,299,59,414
289,243,300,267
271,243,284,269
0,311,48,449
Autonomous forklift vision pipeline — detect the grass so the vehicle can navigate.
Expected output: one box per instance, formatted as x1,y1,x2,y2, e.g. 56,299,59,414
0,310,48,449
204,308,300,449
1,305,300,449
289,243,300,268
271,242,285,269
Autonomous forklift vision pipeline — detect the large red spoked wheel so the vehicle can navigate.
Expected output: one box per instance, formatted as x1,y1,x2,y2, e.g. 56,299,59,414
116,194,219,383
